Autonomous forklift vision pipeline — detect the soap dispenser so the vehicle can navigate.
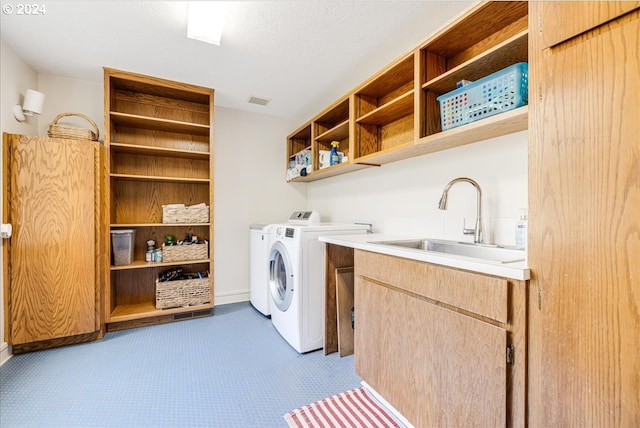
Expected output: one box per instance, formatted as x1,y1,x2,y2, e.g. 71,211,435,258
515,208,527,250
330,140,340,166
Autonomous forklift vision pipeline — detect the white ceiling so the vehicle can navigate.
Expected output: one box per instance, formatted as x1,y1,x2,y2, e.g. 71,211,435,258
1,0,472,122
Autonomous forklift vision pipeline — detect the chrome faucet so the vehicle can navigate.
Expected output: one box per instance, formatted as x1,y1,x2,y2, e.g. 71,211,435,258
438,177,484,244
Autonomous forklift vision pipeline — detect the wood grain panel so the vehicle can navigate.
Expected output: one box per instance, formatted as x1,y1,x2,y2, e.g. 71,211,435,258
323,244,354,355
356,250,508,323
8,135,97,344
335,268,354,357
355,123,379,158
111,152,209,179
114,90,210,124
114,126,210,153
111,180,209,224
357,54,414,98
355,277,507,427
540,1,639,48
380,115,414,152
424,1,528,58
108,70,212,104
448,15,528,70
528,6,640,427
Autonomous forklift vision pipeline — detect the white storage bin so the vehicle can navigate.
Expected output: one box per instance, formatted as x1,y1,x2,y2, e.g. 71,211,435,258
111,229,136,266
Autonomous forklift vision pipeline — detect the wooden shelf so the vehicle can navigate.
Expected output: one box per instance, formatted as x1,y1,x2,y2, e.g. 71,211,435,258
289,162,370,182
110,173,210,184
109,142,210,159
356,90,414,126
109,301,214,323
353,142,416,166
110,259,211,271
423,30,529,94
111,223,210,228
110,111,210,136
315,119,349,142
416,105,528,152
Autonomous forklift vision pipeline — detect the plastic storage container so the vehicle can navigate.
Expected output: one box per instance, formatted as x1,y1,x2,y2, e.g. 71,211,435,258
437,62,528,131
111,229,136,266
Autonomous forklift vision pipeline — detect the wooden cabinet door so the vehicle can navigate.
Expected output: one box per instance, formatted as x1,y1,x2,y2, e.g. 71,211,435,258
539,1,639,48
3,134,98,344
355,277,507,427
529,5,640,427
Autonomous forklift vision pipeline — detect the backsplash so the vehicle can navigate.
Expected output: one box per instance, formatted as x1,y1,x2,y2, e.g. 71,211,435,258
307,131,528,247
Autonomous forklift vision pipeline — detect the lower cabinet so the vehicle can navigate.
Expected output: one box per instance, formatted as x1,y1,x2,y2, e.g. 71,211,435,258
354,250,527,427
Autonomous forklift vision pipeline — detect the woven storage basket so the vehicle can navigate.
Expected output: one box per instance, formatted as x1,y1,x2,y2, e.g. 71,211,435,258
162,205,209,224
48,113,99,141
162,242,208,263
155,277,211,309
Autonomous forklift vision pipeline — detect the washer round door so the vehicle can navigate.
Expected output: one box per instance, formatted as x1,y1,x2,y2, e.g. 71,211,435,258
269,241,294,312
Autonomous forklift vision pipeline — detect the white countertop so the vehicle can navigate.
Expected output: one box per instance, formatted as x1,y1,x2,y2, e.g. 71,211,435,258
319,233,530,281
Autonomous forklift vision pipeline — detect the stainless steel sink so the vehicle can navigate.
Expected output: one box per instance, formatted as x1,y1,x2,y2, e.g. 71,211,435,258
371,238,526,264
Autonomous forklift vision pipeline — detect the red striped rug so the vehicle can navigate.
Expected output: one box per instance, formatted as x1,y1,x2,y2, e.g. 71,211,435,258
284,387,402,428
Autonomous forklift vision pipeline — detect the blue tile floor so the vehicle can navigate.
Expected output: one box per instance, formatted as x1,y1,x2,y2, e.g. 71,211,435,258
0,302,362,427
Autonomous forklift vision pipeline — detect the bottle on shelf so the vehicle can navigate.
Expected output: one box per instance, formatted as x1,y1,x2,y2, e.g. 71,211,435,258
330,140,341,166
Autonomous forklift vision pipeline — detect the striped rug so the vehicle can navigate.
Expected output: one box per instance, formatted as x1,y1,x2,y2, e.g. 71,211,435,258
284,387,403,428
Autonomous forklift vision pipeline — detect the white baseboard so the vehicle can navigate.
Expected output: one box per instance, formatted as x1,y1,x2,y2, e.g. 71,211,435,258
0,341,12,366
214,290,249,306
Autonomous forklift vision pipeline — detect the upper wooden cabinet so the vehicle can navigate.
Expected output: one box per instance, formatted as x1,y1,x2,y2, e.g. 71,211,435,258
104,68,215,330
286,1,529,182
538,1,639,48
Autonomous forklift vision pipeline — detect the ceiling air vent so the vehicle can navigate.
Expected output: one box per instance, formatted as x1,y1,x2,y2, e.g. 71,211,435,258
248,96,271,106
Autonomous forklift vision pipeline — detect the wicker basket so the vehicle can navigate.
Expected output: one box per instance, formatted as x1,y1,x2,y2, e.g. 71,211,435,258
162,205,209,224
155,277,211,309
162,242,208,263
47,113,100,141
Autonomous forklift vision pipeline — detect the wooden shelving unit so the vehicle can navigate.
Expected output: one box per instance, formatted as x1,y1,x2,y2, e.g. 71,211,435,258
285,1,529,181
354,53,415,160
104,68,215,330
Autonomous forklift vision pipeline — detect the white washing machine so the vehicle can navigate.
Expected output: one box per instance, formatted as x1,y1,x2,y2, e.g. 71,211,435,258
269,216,368,353
249,224,274,316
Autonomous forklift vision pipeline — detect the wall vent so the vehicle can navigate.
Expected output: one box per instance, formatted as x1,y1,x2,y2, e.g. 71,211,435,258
248,96,271,106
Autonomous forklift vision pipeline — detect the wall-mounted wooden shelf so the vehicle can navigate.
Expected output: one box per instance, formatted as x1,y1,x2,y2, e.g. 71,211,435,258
285,1,529,182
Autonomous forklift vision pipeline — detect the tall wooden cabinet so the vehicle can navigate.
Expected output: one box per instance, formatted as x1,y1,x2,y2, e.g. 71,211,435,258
528,3,639,426
2,134,104,353
103,68,214,331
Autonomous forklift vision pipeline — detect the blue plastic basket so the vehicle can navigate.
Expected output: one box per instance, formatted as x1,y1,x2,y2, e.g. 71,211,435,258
437,62,528,131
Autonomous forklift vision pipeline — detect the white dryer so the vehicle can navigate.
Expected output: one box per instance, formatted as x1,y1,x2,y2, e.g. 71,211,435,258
249,224,274,316
268,218,368,353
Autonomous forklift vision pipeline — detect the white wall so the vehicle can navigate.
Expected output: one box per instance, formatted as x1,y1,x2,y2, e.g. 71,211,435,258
0,38,39,365
307,131,528,246
37,74,104,140
213,106,305,304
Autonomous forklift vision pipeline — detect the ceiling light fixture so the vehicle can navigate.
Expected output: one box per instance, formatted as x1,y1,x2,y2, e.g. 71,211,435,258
187,2,229,46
